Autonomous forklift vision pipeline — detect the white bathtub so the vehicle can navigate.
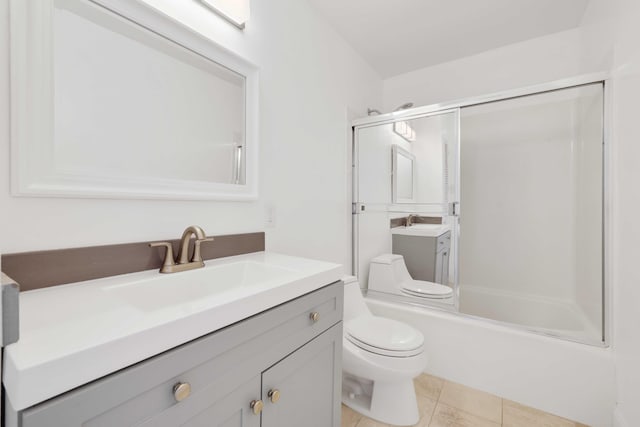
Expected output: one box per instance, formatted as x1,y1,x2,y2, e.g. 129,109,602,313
365,296,615,427
459,285,601,343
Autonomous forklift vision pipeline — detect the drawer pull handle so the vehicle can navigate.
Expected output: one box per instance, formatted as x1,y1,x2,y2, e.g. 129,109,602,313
310,311,320,323
268,388,281,403
250,399,264,415
173,382,191,402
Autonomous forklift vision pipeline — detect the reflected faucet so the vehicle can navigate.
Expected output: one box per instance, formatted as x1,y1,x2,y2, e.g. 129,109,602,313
149,225,214,273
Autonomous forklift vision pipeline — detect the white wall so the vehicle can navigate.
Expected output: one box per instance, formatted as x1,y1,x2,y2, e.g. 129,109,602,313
0,0,383,274
383,28,584,111
579,0,640,425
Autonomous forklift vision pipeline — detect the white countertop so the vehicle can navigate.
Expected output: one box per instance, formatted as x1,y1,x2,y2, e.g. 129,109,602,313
391,224,451,237
3,252,342,411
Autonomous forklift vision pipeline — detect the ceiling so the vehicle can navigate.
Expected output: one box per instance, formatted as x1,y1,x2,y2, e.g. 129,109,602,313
307,0,590,79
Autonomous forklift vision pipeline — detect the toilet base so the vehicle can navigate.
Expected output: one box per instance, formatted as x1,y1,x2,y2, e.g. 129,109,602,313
342,376,419,426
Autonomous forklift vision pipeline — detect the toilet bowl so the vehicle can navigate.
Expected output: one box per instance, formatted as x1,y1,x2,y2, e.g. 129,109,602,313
342,276,428,426
368,254,453,300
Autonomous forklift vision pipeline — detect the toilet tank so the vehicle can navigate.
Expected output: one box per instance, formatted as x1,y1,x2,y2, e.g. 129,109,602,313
368,254,404,293
343,276,371,321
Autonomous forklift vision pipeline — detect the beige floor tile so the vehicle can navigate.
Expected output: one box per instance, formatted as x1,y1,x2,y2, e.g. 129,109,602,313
342,404,364,427
438,381,502,424
429,403,501,427
503,400,583,427
414,374,445,401
341,395,436,427
415,396,437,426
355,416,391,427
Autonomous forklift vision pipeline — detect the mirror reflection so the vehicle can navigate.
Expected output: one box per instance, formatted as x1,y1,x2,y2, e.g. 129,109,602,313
354,111,459,307
54,0,246,185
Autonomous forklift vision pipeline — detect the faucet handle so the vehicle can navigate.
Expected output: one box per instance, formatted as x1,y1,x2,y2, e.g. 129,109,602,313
192,237,214,263
149,241,176,271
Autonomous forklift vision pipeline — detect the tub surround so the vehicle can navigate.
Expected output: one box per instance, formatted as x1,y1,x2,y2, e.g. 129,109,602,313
1,232,264,292
3,251,342,411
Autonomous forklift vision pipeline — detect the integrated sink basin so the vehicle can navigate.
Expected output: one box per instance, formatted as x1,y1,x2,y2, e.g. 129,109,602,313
3,252,342,411
104,260,299,311
391,223,450,237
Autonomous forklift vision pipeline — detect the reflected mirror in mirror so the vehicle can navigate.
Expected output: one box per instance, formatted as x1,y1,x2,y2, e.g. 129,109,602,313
392,146,415,203
356,111,457,209
11,0,258,199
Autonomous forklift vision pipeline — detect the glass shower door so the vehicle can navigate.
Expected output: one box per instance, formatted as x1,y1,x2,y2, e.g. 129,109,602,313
458,83,604,343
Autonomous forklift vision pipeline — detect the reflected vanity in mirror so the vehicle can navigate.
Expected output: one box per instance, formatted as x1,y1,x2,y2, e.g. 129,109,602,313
11,0,258,200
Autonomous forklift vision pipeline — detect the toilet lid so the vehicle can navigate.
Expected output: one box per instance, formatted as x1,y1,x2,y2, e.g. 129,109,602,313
345,316,424,357
401,280,453,299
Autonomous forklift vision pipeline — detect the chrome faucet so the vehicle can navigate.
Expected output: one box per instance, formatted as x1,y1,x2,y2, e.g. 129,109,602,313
149,225,214,273
406,214,419,227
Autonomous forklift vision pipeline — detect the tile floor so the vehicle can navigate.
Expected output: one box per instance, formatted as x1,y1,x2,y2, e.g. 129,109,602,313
341,374,589,427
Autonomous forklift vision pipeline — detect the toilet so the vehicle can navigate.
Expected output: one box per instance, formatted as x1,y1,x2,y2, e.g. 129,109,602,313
342,276,428,426
368,254,453,299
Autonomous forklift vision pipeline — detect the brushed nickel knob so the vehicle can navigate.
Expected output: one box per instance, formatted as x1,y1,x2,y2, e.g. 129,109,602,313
173,382,191,402
310,311,320,323
268,389,281,403
250,399,264,415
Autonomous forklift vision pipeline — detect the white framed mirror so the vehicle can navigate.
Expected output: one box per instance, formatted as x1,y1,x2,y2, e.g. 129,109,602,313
10,0,259,200
391,145,416,203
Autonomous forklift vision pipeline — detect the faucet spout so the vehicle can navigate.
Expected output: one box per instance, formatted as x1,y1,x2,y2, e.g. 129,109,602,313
149,225,213,273
177,225,207,264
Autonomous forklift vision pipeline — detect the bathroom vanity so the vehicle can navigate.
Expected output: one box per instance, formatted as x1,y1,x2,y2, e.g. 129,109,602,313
3,252,343,427
392,225,451,285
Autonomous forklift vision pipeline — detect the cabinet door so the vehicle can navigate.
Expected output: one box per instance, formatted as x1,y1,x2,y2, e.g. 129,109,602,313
261,324,342,427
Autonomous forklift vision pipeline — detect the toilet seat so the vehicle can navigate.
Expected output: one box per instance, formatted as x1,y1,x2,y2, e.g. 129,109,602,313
345,316,424,357
400,280,453,299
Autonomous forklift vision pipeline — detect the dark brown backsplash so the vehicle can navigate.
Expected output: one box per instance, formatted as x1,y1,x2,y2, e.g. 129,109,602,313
390,216,442,228
1,232,265,292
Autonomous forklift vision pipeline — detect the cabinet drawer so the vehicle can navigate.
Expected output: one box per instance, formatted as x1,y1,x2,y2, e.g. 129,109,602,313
437,231,451,251
19,281,343,427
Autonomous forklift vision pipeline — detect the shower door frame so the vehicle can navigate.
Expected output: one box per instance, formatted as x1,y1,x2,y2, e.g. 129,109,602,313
351,72,611,347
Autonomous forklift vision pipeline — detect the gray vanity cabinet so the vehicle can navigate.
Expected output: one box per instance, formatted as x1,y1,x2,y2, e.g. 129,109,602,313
393,231,451,284
14,282,343,427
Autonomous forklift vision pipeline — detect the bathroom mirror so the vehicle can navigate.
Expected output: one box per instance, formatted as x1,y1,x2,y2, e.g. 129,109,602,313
10,0,259,200
392,146,416,203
